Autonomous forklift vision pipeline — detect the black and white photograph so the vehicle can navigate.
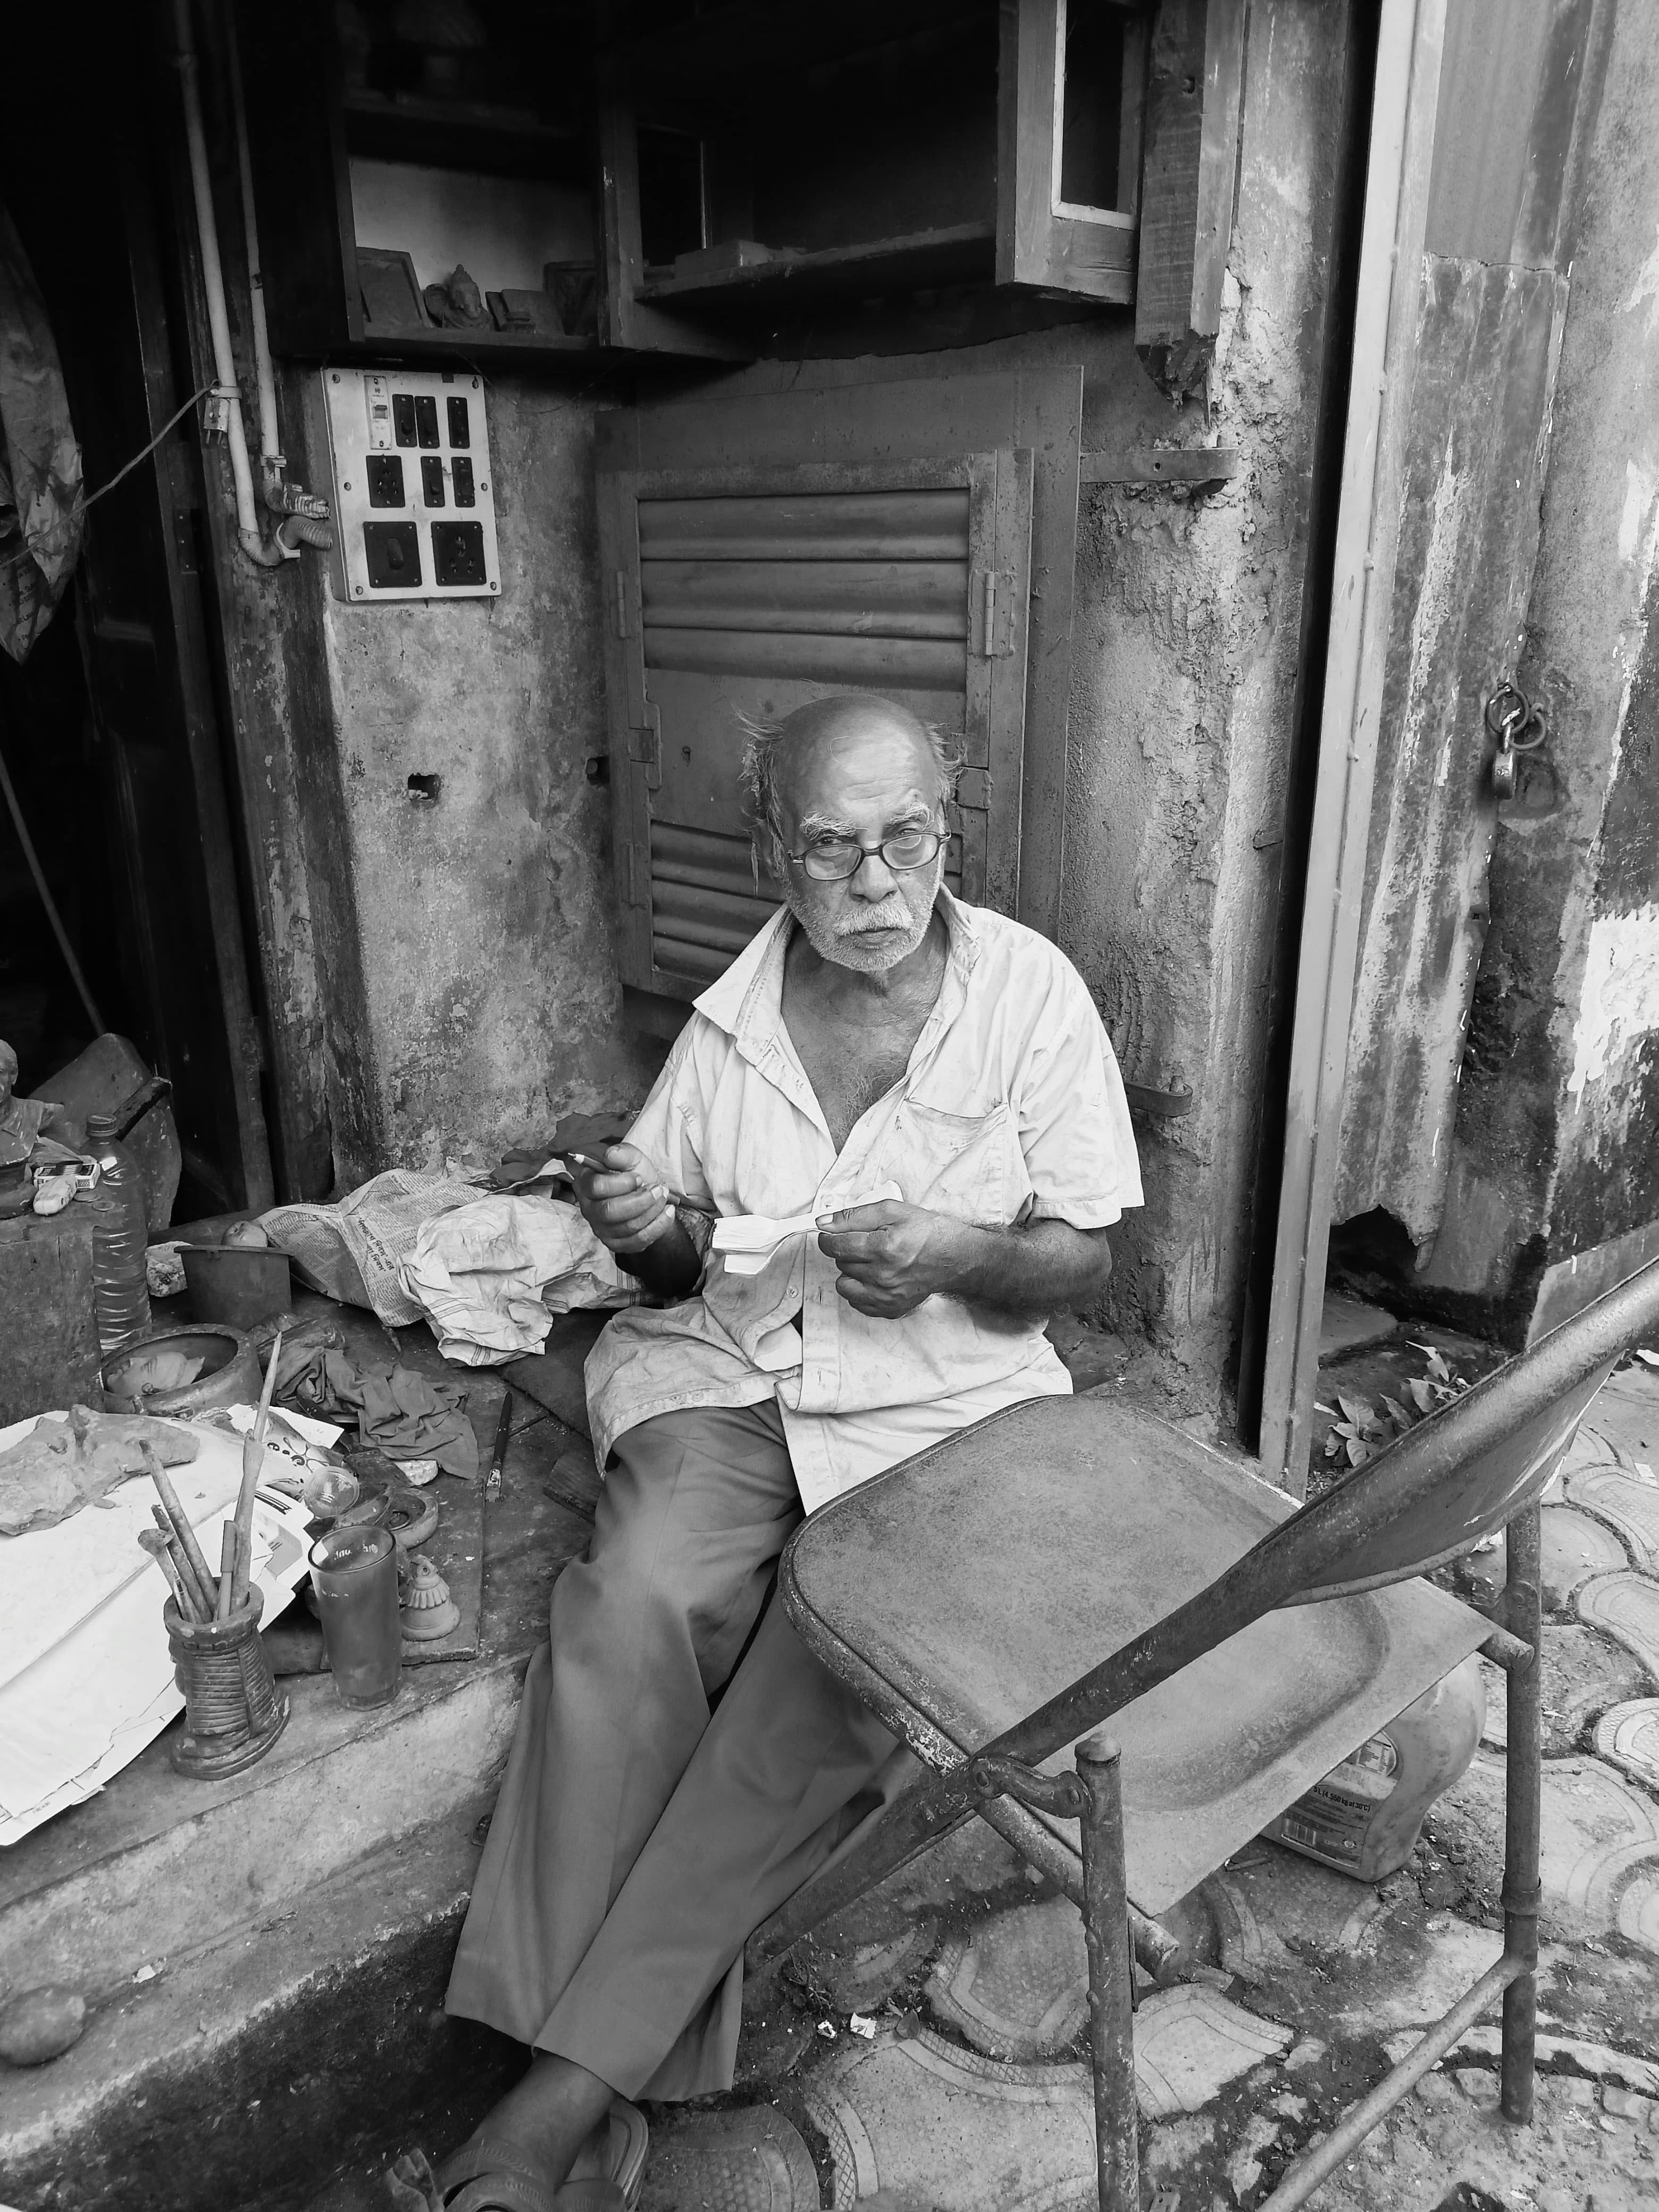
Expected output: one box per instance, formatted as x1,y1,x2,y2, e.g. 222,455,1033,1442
1,5,1656,2210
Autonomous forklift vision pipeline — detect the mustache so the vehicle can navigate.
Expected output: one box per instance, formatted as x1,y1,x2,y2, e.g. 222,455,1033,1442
835,902,915,935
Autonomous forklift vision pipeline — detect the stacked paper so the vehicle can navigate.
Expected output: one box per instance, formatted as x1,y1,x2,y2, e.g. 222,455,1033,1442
0,1414,320,1846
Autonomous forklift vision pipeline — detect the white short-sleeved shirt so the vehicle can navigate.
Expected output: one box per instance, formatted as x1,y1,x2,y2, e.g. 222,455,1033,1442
584,890,1143,1511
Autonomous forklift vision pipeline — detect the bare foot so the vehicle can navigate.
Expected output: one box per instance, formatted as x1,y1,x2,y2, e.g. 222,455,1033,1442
464,2053,615,2191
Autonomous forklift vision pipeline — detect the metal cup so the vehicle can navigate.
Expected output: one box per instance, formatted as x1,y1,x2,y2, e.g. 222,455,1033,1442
307,1524,402,1708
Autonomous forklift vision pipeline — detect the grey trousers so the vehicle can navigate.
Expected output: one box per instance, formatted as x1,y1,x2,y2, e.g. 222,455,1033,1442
443,1400,900,2099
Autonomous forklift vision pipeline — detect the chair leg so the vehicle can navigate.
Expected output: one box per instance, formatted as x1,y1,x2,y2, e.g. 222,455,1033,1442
1501,1503,1543,2126
1077,1735,1139,2212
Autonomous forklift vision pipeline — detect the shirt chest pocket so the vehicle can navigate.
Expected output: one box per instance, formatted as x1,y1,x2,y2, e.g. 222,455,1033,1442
888,1097,1025,1227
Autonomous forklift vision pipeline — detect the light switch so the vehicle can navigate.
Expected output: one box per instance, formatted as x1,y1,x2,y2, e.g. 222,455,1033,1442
323,368,499,604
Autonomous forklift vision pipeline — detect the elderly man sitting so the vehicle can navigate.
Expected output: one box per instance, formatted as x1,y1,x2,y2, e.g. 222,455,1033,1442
433,693,1142,2209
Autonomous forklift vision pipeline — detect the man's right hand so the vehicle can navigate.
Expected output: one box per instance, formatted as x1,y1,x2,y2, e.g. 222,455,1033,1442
569,1142,677,1255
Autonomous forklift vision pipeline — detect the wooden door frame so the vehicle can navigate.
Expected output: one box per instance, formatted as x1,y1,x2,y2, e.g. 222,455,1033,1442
1255,0,1448,1494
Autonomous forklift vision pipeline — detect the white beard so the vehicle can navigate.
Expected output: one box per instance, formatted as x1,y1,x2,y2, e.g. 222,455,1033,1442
784,859,942,973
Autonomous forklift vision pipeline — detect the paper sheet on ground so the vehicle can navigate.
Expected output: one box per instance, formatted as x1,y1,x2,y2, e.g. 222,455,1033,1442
712,1182,902,1275
0,1415,313,1845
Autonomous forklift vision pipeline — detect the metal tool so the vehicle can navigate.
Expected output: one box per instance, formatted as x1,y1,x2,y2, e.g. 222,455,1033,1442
486,1387,513,1501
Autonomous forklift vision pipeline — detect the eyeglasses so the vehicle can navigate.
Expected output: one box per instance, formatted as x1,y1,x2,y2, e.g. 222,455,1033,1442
784,827,946,882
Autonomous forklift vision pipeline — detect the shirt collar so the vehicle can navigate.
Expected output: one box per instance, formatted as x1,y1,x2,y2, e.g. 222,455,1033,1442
693,885,981,1058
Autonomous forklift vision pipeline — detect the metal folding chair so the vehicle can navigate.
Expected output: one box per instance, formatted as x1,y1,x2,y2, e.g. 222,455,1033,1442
755,1260,1659,2211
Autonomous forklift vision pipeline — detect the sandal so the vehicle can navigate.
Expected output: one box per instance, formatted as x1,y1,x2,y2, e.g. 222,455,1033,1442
395,2099,648,2212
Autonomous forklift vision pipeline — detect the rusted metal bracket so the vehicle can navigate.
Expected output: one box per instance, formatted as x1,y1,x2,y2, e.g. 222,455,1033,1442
1125,1083,1195,1121
1082,447,1240,485
968,1750,1089,1820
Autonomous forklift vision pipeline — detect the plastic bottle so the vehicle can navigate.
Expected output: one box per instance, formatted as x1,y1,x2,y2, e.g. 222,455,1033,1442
86,1112,153,1353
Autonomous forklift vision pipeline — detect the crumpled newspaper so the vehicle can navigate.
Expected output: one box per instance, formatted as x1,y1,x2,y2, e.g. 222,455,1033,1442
399,1193,636,1367
260,1170,481,1328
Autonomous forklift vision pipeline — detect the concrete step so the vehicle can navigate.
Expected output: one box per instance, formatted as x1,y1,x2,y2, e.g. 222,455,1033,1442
0,1652,525,2007
0,1802,516,2212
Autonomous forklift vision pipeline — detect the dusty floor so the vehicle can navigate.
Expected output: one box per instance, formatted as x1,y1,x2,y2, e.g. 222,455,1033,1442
292,1358,1659,2212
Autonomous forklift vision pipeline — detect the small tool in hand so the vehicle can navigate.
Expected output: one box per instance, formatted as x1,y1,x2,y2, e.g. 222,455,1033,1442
486,1387,513,1501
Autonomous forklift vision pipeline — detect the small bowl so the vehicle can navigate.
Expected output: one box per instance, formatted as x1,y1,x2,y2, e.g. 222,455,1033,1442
100,1325,260,1415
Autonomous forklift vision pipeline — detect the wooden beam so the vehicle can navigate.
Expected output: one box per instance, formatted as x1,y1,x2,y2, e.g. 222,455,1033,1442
1134,0,1246,397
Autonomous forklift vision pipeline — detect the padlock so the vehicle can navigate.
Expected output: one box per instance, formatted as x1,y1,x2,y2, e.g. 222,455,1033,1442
1485,681,1546,800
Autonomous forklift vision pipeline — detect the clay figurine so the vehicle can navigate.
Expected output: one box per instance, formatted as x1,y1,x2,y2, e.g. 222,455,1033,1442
0,1041,55,1169
400,1551,460,1640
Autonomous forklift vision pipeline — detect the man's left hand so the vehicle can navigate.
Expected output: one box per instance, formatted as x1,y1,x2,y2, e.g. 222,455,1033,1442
815,1199,966,1318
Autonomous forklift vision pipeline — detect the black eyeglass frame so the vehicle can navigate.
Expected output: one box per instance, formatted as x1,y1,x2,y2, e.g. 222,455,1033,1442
782,827,948,883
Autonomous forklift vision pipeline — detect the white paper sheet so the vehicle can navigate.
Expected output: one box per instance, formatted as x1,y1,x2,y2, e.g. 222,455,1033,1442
0,1417,313,1845
711,1182,902,1274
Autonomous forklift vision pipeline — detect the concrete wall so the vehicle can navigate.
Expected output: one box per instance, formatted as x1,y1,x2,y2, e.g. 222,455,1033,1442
291,372,665,1172
1063,0,1349,1405
216,3,1350,1438
1409,0,1659,1336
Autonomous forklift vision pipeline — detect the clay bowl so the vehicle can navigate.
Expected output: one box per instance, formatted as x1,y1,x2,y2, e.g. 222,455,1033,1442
100,1324,261,1415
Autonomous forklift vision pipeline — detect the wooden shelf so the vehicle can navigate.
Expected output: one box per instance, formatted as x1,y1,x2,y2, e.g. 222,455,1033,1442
319,324,600,372
619,0,989,111
635,223,997,309
341,90,589,184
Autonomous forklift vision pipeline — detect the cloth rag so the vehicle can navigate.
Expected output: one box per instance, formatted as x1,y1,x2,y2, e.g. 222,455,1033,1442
322,1354,477,1480
399,1193,635,1365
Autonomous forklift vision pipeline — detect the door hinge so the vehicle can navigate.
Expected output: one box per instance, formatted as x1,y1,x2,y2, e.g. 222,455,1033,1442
626,702,662,790
613,569,635,639
173,507,201,576
971,568,1016,658
619,844,646,906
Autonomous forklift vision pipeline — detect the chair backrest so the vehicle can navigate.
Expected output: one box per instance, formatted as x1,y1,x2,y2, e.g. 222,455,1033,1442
1275,1254,1659,1604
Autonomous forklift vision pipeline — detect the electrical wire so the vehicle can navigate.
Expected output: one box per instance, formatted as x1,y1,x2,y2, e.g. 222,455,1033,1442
0,382,214,580
0,732,106,1037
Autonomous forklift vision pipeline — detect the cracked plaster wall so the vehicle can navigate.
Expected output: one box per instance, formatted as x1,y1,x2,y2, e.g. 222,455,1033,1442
275,2,1346,1436
299,378,664,1172
1062,0,1345,1411
1419,0,1659,1332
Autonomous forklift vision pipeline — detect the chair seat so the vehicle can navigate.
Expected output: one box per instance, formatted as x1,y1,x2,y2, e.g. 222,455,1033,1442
785,1395,1491,1914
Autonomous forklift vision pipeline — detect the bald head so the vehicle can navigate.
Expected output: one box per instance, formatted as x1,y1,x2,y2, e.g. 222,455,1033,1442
739,694,958,851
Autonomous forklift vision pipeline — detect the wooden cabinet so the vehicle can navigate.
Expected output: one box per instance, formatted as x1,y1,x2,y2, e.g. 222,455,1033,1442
237,0,601,368
597,0,1154,356
234,2,1240,383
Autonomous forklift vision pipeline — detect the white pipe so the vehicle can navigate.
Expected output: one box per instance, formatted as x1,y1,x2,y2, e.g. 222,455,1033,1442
224,2,281,479
172,0,282,567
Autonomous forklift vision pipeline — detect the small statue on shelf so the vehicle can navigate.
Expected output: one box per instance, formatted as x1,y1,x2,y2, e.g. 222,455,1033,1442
0,1041,54,1170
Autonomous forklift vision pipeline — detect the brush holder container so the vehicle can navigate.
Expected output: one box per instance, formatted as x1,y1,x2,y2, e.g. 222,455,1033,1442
164,1586,289,1779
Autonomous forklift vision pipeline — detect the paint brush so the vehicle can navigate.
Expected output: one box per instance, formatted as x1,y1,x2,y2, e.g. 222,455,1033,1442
139,1526,195,1620
148,1505,213,1621
230,1329,282,1612
146,1451,219,1612
216,1522,236,1620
